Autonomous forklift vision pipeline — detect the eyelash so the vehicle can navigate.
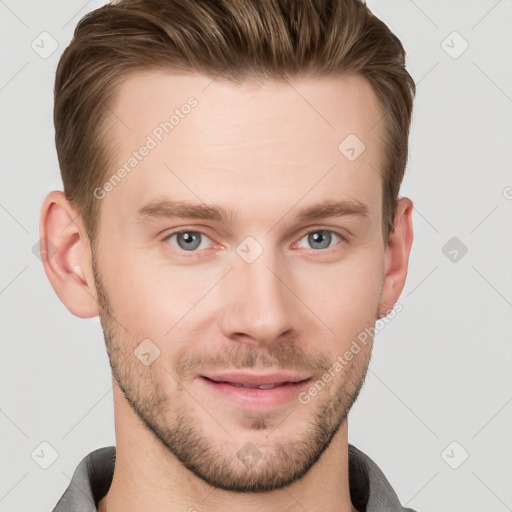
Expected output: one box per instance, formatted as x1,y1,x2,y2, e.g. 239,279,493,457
161,228,346,256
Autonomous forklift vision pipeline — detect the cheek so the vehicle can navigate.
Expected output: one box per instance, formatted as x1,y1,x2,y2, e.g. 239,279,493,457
295,249,383,340
96,248,165,337
98,248,223,341
97,227,384,347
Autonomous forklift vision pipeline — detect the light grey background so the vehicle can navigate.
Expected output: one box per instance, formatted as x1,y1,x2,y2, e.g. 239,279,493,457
1,1,511,511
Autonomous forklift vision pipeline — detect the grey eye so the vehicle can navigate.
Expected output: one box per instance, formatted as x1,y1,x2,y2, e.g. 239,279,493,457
298,230,341,250
166,231,211,251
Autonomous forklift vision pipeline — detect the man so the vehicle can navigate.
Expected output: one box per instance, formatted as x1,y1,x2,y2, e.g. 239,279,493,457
41,0,416,510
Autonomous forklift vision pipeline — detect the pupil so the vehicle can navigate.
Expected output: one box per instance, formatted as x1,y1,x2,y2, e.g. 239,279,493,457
309,230,330,249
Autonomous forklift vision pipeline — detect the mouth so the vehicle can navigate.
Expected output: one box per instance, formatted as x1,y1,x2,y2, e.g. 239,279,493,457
198,373,313,409
204,378,296,389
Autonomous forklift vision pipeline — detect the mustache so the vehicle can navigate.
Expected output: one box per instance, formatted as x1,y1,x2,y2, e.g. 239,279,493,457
174,342,331,380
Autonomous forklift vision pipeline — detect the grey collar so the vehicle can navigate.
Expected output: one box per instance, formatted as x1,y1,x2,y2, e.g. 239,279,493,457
53,444,417,512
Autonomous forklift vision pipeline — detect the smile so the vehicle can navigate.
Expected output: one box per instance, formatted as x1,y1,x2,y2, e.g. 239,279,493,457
199,375,313,410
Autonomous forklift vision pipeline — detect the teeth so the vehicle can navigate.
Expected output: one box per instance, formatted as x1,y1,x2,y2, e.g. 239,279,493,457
257,383,282,389
230,382,285,389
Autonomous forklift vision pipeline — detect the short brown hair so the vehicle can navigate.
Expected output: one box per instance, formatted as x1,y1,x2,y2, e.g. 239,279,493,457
54,0,415,244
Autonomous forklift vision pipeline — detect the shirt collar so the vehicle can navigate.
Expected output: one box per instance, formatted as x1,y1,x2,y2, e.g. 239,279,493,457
52,444,415,512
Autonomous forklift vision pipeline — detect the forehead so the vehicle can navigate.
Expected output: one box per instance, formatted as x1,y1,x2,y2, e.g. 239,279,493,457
108,69,383,147
101,70,384,226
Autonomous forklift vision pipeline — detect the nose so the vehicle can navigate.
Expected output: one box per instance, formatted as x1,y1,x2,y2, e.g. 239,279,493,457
218,244,298,347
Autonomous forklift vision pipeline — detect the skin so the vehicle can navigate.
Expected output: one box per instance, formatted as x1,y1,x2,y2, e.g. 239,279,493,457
40,71,413,512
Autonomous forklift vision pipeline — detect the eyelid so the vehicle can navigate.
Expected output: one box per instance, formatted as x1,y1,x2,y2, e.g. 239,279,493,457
296,226,347,242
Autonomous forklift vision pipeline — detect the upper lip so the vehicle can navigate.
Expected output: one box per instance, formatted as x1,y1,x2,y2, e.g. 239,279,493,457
201,371,312,387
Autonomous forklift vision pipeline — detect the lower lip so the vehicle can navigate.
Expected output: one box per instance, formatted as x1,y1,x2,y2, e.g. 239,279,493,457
200,377,312,410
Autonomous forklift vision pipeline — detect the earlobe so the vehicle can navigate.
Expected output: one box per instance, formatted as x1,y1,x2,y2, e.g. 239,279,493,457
39,190,100,318
378,197,414,318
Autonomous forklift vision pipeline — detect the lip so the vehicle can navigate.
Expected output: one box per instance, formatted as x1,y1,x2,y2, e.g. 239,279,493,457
199,372,313,410
201,371,312,387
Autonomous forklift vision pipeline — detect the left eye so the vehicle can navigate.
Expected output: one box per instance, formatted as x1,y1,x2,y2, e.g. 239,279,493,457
296,230,343,250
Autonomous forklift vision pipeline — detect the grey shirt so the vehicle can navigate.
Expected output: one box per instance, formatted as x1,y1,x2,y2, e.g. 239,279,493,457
52,444,417,511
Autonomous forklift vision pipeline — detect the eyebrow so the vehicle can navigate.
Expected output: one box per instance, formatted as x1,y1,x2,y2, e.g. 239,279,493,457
136,198,370,224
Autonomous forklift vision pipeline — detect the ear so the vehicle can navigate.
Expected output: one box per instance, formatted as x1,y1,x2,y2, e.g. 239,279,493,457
378,197,414,318
38,190,100,318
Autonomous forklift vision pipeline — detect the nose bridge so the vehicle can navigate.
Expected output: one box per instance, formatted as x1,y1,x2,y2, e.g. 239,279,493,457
220,238,295,344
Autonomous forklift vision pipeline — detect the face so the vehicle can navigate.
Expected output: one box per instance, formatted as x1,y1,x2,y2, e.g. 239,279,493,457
91,71,388,492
